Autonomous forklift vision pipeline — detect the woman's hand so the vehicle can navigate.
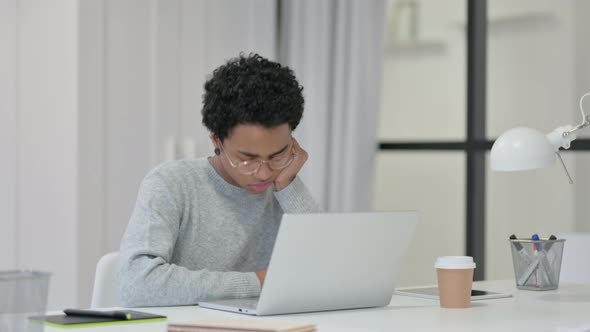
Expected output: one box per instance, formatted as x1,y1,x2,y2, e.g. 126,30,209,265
256,269,267,286
273,138,308,191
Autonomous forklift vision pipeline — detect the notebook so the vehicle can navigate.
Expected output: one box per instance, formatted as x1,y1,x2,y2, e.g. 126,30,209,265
167,319,316,332
199,211,417,316
29,310,166,328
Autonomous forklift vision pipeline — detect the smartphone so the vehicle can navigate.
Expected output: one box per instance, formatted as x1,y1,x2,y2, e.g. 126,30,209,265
395,286,512,301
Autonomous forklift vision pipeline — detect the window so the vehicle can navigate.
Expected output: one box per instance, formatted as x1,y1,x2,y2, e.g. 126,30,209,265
375,0,590,284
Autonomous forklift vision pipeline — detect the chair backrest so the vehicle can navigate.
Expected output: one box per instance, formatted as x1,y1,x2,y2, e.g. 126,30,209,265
91,252,120,308
557,232,590,284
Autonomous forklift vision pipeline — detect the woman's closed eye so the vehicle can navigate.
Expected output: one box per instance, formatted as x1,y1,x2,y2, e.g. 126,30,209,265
271,153,287,162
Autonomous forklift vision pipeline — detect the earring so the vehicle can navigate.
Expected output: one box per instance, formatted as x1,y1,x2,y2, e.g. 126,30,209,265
214,148,220,155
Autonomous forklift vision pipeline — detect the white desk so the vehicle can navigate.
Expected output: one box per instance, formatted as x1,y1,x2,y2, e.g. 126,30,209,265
45,280,590,332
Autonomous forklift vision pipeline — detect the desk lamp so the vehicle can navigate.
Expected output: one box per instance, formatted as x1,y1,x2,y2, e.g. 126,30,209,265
490,93,590,183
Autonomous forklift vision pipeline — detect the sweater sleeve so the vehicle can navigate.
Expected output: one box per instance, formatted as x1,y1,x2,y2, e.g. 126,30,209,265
117,171,261,307
273,176,322,213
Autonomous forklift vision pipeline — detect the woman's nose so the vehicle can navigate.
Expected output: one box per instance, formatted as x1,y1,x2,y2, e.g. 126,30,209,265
254,160,273,180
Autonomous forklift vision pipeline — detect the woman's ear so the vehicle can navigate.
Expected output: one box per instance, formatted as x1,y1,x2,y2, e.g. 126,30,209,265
211,133,221,156
210,133,219,148
210,134,221,155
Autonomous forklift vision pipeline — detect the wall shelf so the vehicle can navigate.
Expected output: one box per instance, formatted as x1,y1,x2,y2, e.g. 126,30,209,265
384,40,446,57
453,12,556,31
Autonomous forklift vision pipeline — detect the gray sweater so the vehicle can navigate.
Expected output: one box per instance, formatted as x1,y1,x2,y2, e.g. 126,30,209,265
117,158,321,307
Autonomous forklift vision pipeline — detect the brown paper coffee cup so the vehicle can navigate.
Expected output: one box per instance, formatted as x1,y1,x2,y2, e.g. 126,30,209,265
437,268,474,308
434,256,476,309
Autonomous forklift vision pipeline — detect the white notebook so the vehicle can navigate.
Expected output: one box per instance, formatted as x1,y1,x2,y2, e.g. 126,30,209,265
167,319,316,332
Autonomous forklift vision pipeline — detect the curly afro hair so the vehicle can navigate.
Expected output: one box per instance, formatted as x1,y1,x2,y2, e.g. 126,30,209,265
202,53,304,141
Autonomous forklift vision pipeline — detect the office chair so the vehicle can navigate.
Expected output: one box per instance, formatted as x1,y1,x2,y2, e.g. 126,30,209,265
558,232,590,284
91,251,120,308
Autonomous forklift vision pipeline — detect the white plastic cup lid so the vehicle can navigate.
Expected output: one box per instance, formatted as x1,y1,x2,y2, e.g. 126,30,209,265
434,256,476,269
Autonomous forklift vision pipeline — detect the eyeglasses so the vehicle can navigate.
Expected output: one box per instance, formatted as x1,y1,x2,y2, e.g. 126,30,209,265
219,139,295,175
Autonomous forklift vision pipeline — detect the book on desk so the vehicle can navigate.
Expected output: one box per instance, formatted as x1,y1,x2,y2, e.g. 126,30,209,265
29,309,166,328
167,319,316,332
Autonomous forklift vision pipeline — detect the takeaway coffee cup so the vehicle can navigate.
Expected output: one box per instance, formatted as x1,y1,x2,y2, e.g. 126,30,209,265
435,256,476,308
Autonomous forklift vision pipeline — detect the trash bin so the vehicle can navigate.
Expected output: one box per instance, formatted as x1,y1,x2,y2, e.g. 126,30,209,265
0,271,51,332
509,238,565,291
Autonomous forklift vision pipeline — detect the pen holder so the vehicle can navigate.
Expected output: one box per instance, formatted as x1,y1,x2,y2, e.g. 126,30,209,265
509,238,565,291
0,271,51,332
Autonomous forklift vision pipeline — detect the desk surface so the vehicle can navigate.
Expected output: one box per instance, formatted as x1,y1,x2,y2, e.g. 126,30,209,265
45,280,590,332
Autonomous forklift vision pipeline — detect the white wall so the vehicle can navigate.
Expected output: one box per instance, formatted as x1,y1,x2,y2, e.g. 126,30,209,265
1,0,276,309
0,0,17,271
17,0,80,309
78,0,107,307
104,0,156,253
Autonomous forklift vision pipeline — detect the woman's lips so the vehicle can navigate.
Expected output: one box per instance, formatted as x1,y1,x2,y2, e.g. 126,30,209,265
248,181,272,193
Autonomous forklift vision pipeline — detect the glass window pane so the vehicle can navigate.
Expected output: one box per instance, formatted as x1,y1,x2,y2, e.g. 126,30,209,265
487,0,588,139
485,151,584,281
373,152,465,286
378,0,466,141
486,0,590,280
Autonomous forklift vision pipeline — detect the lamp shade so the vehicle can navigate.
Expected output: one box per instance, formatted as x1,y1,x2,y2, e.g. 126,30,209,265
490,127,556,171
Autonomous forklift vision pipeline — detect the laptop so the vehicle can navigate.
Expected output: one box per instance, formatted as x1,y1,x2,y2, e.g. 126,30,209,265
198,211,417,316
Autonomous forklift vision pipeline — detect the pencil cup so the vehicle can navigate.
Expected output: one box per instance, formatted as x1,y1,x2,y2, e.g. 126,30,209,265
0,271,51,332
509,238,565,291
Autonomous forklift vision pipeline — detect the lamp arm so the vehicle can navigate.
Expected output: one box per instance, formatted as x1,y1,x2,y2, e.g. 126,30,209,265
547,126,577,184
564,92,590,136
565,115,590,136
549,93,590,150
546,93,590,185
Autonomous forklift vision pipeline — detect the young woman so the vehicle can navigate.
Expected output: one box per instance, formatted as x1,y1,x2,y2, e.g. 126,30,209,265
117,54,321,307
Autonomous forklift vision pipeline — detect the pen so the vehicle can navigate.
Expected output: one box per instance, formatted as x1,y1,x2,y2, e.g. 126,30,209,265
531,234,541,251
63,309,132,320
534,234,555,286
539,235,557,286
532,234,540,287
544,234,557,251
510,234,532,265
